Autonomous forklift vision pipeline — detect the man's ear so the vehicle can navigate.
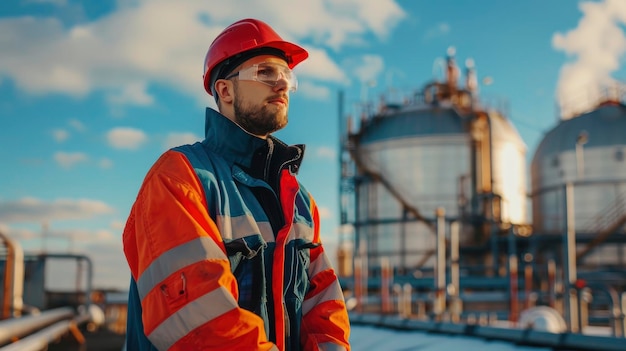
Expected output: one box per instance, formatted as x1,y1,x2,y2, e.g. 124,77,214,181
215,79,234,104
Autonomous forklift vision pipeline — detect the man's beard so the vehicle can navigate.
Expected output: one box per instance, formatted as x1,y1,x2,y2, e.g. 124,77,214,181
233,91,288,136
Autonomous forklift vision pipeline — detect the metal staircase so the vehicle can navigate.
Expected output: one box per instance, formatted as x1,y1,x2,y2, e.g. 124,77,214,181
577,190,626,260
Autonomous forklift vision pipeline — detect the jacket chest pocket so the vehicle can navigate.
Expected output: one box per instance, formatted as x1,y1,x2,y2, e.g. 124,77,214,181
223,234,270,323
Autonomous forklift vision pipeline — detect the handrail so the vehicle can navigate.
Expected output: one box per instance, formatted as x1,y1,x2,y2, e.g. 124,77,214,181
583,190,626,233
558,81,626,119
577,190,626,260
347,134,433,228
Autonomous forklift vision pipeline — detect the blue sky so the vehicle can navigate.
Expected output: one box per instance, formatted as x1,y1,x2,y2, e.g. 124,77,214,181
1,0,625,291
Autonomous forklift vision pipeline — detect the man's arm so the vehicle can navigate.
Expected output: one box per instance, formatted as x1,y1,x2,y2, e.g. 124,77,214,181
300,196,351,351
123,150,277,351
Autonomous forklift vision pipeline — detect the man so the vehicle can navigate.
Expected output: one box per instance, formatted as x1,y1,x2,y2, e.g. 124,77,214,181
123,18,351,351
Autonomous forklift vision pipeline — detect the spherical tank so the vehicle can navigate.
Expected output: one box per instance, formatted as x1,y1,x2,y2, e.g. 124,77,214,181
353,102,527,269
531,103,626,236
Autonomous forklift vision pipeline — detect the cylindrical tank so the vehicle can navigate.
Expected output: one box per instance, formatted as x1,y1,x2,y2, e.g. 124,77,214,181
531,102,626,264
352,98,527,270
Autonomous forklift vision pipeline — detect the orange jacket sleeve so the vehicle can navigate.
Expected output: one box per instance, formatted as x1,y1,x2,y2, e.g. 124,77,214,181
123,150,277,351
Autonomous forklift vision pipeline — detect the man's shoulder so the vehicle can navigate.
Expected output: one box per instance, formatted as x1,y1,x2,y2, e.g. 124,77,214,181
146,148,197,178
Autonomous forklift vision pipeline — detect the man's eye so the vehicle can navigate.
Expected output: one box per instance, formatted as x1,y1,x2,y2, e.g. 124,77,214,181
258,67,277,78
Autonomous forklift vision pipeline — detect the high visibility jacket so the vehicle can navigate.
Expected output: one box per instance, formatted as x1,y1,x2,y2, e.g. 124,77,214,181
123,108,350,351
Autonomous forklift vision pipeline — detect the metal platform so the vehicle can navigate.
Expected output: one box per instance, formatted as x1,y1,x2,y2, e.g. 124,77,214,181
350,313,626,351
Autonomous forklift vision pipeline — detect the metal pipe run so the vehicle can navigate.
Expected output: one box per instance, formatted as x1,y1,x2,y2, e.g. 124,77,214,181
434,207,446,320
0,313,89,351
0,231,24,319
0,307,74,346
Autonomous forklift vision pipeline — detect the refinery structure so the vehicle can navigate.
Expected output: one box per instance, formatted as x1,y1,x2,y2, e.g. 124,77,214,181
0,47,625,350
338,48,626,336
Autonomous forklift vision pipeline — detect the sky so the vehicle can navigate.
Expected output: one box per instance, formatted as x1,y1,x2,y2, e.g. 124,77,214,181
1,0,626,291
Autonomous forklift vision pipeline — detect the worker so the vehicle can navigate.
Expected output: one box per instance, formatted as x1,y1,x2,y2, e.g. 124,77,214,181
122,18,351,351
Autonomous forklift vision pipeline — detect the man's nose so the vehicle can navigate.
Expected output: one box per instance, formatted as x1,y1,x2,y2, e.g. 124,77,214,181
274,73,289,91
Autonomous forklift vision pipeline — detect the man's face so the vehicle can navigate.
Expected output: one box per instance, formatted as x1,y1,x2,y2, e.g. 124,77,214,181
231,55,291,136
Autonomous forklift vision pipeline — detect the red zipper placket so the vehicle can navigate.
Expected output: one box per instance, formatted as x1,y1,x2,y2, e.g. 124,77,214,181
272,169,299,351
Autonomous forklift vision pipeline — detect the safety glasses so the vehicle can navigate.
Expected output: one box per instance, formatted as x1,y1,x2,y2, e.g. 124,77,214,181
225,62,298,92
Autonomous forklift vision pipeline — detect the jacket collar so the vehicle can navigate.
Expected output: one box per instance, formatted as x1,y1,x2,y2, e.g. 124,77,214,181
202,108,305,176
202,108,267,168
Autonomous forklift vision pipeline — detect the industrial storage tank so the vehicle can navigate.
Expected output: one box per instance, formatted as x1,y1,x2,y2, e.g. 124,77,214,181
340,49,528,274
531,88,626,267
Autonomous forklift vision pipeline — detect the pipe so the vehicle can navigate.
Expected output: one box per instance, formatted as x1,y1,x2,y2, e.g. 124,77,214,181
615,292,626,338
0,307,74,346
380,257,392,314
524,263,533,310
0,313,89,351
509,255,519,324
450,221,462,323
434,208,446,320
547,259,556,309
0,232,24,319
354,257,363,313
562,182,579,332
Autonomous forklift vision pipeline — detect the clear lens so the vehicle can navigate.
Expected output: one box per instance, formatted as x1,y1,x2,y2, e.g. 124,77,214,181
229,62,298,92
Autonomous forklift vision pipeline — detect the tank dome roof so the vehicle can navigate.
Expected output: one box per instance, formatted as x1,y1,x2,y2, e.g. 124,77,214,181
532,103,626,164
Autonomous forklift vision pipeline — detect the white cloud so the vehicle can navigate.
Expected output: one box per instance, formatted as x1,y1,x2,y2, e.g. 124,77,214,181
106,127,147,150
316,146,336,160
23,0,68,5
163,132,201,150
296,47,348,83
110,220,126,231
54,151,88,168
106,81,154,106
0,0,406,106
1,226,39,241
51,119,86,143
0,197,114,223
317,206,332,220
351,54,385,84
99,157,113,169
552,0,626,119
68,118,86,132
424,22,451,40
52,128,69,142
298,81,331,100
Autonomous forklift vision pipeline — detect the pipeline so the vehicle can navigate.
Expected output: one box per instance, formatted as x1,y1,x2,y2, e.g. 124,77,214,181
0,313,89,351
0,307,74,346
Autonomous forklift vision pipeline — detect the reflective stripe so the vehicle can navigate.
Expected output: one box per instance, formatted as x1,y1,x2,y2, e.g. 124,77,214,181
309,249,333,276
148,286,237,350
137,236,226,299
217,214,274,243
302,282,344,315
319,342,347,351
286,221,314,242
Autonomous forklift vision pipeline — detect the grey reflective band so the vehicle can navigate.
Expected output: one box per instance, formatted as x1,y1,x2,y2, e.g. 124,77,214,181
318,342,347,351
137,236,227,299
302,282,343,315
284,222,315,242
308,249,332,276
216,214,274,243
148,286,238,350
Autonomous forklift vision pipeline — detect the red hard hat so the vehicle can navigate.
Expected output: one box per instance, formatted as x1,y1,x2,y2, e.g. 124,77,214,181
203,18,309,95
